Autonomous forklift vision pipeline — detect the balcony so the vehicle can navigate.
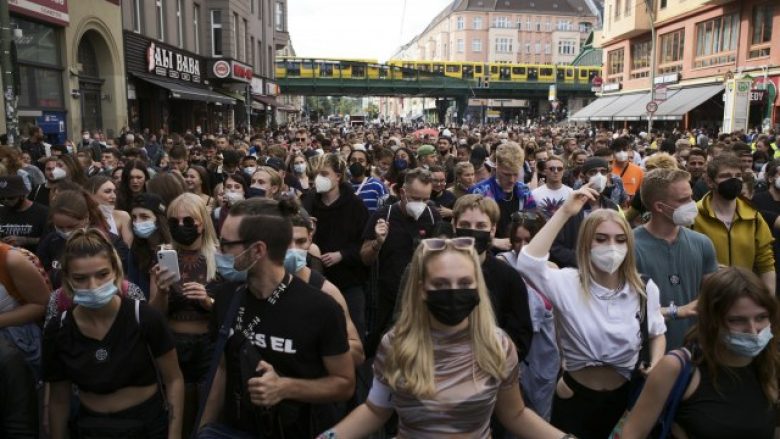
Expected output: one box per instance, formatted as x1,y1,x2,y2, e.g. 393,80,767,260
601,10,651,45
274,28,289,50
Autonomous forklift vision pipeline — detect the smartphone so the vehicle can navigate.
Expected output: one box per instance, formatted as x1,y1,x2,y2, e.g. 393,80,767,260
157,249,181,283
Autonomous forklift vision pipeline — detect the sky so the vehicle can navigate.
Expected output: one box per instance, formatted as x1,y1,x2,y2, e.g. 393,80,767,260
287,0,454,62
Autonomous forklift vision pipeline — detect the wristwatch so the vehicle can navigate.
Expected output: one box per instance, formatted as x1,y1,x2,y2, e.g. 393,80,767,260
316,430,337,439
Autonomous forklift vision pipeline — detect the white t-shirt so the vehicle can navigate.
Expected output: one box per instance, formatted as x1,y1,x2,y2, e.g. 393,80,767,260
516,248,666,380
532,184,573,217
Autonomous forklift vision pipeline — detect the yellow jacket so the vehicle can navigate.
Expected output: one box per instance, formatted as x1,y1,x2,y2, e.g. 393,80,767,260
692,193,775,274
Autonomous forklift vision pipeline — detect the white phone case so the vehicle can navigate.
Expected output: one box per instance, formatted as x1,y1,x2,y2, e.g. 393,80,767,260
157,249,181,283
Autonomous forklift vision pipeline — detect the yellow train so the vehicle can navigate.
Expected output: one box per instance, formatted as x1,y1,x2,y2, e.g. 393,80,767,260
275,57,601,84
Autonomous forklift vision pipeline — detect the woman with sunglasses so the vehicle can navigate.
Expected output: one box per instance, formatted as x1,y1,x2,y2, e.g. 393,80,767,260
318,237,567,438
517,187,666,439
43,228,183,439
150,193,219,438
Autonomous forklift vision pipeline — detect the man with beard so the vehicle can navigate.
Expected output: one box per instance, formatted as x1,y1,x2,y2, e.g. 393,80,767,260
0,175,48,253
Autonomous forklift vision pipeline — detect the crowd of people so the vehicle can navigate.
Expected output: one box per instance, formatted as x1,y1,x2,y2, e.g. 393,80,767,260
0,120,778,439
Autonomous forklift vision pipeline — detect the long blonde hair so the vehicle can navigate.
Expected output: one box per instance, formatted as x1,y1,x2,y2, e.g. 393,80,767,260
576,209,646,302
384,243,507,398
167,193,218,281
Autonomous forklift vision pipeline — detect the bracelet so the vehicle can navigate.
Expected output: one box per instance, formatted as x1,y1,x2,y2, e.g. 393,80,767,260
316,430,337,439
668,301,678,320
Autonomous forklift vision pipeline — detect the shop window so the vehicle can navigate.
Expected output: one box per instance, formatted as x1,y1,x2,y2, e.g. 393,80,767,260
11,18,60,66
694,13,739,68
607,48,624,77
658,29,684,74
749,3,773,58
630,40,651,79
19,66,64,109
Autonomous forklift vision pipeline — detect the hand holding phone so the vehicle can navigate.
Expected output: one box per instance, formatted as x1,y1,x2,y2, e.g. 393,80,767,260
157,249,181,284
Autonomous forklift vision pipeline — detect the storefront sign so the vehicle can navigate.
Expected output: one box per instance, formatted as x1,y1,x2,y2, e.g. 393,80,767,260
266,81,279,96
213,60,230,78
602,82,622,92
654,73,680,85
146,42,201,83
9,0,69,26
231,61,253,82
251,77,264,95
750,89,767,103
723,78,752,133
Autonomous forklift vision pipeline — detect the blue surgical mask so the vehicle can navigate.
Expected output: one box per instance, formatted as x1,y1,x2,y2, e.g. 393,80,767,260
133,220,157,238
216,252,247,282
722,325,773,358
283,248,307,273
72,280,118,309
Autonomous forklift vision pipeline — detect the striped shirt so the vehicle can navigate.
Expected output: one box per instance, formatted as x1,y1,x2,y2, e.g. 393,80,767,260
351,177,387,213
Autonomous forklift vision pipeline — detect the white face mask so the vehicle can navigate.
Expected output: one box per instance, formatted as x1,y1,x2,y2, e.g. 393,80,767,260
667,200,698,226
590,244,627,274
588,173,608,193
51,167,67,181
405,200,427,220
224,191,245,206
615,151,629,162
315,175,333,193
293,163,307,174
82,134,90,140
243,166,257,175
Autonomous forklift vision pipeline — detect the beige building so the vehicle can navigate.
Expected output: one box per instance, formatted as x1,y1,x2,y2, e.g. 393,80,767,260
390,0,600,122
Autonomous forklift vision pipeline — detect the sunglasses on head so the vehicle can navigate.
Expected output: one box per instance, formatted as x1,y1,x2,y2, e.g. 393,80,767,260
168,216,196,227
421,237,475,252
511,211,540,224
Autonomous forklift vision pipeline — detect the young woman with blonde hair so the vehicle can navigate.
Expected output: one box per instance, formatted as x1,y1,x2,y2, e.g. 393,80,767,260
517,186,666,439
318,237,567,438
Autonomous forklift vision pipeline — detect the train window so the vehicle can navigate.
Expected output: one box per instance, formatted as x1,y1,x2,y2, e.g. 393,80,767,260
580,69,589,78
285,61,300,76
462,65,474,78
475,65,482,74
566,68,574,76
512,67,526,75
500,67,511,80
446,65,461,72
540,68,553,77
352,65,365,77
419,64,431,71
556,69,565,80
490,66,498,74
527,67,538,80
433,64,445,73
319,63,333,77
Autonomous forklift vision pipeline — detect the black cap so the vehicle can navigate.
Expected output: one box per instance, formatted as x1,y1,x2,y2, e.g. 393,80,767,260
131,193,166,216
265,156,285,172
0,175,29,197
581,157,610,174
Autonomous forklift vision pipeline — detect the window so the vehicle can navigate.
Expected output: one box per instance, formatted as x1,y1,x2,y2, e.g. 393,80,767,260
258,41,263,73
193,4,200,54
580,22,592,33
495,37,513,53
250,36,255,66
275,1,285,32
625,0,632,16
534,41,541,53
658,29,684,73
132,0,142,33
558,40,577,55
176,0,184,47
660,0,667,9
251,0,255,14
243,19,248,62
211,10,222,56
615,0,621,19
750,3,773,58
456,16,464,30
472,39,482,52
630,40,651,78
607,48,624,76
526,43,531,54
694,13,739,68
536,20,542,31
544,43,551,54
156,0,165,40
526,18,531,30
457,39,465,53
546,19,552,31
474,17,483,29
495,16,509,28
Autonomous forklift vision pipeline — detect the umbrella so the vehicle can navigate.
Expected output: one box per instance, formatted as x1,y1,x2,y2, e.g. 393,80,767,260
412,128,439,139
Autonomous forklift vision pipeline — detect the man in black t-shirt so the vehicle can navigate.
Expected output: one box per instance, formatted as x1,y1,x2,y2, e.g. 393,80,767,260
200,200,353,437
0,175,48,253
360,168,440,356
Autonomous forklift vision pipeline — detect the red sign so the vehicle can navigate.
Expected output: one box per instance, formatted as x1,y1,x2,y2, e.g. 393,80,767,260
591,76,603,86
213,60,230,78
231,61,253,82
9,0,69,25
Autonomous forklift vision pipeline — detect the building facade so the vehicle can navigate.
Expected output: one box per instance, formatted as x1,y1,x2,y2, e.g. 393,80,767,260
390,0,599,123
121,0,287,133
578,0,780,132
1,0,127,144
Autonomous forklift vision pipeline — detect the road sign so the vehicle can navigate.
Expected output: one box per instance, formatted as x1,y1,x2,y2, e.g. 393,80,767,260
655,84,668,101
646,101,658,113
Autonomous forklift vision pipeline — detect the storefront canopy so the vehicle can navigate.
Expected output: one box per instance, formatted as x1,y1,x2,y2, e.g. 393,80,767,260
134,74,236,105
590,92,647,121
253,95,279,108
654,85,724,121
569,95,622,122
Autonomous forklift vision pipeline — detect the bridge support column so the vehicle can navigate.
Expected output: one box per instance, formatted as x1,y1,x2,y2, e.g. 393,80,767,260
435,99,448,126
455,95,469,125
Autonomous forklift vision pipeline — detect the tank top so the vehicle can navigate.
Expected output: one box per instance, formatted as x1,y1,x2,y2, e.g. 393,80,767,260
675,360,774,439
99,204,119,236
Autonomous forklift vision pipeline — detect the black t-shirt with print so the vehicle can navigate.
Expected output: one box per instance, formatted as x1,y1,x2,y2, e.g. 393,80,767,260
0,202,48,252
209,274,349,436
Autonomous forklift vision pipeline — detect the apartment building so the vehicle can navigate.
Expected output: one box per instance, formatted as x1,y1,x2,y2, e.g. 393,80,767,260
572,0,779,132
121,0,288,132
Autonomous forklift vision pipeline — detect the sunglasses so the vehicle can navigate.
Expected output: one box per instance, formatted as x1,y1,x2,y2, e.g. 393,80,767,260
296,138,306,142
421,237,475,252
511,211,540,224
219,238,247,252
546,166,564,172
168,216,196,228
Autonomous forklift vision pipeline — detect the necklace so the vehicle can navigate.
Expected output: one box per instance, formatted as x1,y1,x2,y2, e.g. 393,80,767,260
503,190,514,201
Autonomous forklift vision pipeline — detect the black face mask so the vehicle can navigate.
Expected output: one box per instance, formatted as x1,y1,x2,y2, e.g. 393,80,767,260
425,289,480,326
247,187,267,199
349,162,365,179
455,228,492,254
716,177,743,201
169,222,201,246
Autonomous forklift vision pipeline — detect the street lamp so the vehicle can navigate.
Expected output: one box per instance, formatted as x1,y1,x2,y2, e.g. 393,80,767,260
645,0,657,134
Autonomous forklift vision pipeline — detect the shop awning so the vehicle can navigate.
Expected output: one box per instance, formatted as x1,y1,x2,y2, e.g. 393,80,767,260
251,101,265,111
278,105,299,112
569,95,622,121
133,74,236,105
591,92,647,121
253,95,279,108
218,89,246,103
654,85,724,120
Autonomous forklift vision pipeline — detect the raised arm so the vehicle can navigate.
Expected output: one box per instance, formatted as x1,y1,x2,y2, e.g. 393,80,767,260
524,186,599,259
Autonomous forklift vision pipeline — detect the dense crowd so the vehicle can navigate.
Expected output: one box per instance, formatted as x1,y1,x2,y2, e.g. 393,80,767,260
0,120,778,439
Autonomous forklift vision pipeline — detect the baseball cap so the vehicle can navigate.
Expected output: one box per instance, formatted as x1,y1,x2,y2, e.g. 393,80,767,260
0,175,28,198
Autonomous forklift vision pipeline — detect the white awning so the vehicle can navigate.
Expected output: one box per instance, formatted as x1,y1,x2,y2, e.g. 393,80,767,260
569,95,622,121
653,85,724,120
590,92,646,121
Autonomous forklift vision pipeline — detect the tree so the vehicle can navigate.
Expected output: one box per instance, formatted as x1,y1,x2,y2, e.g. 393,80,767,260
364,102,379,119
